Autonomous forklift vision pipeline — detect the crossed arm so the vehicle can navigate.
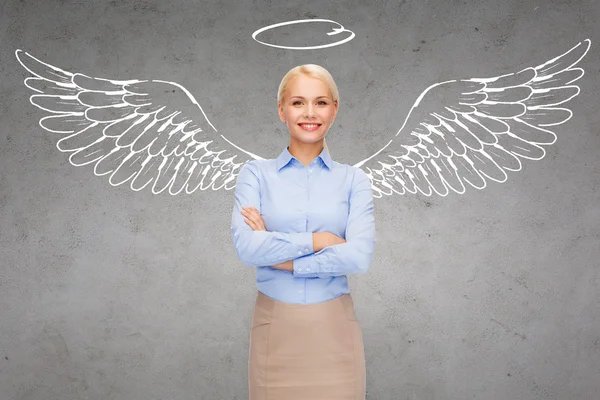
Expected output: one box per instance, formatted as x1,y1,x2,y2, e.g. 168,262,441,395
231,162,346,269
240,206,344,271
231,162,376,277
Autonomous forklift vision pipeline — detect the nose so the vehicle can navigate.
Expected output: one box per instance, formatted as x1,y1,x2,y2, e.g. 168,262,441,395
304,103,316,118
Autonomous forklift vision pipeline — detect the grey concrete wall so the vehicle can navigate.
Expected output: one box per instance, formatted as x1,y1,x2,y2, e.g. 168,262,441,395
1,0,599,399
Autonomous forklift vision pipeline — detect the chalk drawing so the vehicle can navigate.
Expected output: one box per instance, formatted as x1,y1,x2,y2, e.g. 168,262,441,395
252,19,355,50
354,39,591,198
15,50,263,195
15,39,590,198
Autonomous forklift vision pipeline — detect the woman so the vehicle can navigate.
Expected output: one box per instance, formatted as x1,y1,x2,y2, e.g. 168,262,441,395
231,64,376,400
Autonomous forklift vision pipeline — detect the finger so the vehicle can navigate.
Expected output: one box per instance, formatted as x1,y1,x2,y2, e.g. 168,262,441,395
251,213,265,227
254,219,266,231
248,209,263,220
249,214,261,227
242,209,258,223
243,208,265,230
242,212,254,226
248,220,261,231
243,217,257,230
252,219,265,231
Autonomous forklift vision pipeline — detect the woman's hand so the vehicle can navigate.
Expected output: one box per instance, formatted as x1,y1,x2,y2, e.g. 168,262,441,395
241,206,266,231
313,232,346,252
241,206,292,271
272,260,293,272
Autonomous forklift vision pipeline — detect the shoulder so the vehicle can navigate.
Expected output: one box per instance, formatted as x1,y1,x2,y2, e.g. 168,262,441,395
241,158,275,169
330,161,369,184
238,158,277,178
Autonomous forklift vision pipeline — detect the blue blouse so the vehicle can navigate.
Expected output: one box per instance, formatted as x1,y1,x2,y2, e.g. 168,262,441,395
231,146,376,304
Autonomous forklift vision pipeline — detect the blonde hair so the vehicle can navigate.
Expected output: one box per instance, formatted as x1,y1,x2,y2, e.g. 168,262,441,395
277,64,339,154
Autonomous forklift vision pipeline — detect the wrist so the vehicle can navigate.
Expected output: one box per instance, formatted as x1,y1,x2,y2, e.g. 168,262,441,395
312,232,327,252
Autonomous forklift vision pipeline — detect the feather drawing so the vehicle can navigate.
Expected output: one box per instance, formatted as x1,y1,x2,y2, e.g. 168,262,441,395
15,50,263,195
353,39,591,198
15,38,591,198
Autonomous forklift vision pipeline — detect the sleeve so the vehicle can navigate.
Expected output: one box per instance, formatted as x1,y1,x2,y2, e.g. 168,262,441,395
292,168,376,278
231,161,314,267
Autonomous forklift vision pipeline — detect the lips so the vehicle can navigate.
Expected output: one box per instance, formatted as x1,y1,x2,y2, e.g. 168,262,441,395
298,123,322,131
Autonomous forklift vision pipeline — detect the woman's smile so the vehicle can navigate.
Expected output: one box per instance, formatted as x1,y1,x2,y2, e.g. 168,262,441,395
298,123,322,131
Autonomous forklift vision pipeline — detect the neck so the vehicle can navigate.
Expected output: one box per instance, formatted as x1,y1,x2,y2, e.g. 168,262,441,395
288,141,324,167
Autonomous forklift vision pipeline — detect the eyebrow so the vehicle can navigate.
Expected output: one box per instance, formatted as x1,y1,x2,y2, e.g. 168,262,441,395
289,96,330,100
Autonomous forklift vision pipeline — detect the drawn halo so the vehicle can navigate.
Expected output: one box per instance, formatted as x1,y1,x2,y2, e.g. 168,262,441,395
251,18,355,50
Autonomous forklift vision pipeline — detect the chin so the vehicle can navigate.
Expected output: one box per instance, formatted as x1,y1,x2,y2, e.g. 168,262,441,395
292,136,325,145
292,130,328,143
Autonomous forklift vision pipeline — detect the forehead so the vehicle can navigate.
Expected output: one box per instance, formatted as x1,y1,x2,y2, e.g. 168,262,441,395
286,75,331,97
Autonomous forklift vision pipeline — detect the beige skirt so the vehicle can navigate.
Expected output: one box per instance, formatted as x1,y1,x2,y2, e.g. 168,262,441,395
248,291,366,400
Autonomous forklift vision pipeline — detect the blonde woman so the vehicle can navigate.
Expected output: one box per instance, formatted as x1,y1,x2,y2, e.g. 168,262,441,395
231,64,376,400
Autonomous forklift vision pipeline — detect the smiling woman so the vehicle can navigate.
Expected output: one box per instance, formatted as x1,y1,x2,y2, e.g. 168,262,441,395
277,65,340,157
279,75,338,156
231,64,376,400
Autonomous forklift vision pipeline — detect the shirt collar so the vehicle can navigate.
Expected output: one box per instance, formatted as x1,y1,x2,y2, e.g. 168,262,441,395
276,146,333,171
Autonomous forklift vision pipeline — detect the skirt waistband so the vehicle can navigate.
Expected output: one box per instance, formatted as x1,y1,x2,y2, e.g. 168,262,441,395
254,291,356,322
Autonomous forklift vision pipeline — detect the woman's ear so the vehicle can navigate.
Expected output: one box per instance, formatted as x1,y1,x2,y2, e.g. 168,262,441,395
277,102,286,123
332,100,339,120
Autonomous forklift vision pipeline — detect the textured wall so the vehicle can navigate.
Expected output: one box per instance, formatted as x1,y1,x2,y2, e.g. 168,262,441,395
1,0,599,399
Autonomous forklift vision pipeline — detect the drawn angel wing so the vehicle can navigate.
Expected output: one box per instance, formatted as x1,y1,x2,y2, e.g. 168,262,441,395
15,50,264,195
354,39,591,198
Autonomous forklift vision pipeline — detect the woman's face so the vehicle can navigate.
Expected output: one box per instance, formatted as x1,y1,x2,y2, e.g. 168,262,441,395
278,74,338,146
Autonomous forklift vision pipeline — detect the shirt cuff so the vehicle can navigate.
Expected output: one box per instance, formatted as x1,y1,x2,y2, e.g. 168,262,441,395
293,254,333,278
289,232,314,257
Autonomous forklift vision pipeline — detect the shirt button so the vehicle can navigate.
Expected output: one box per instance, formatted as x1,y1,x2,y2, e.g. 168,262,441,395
297,251,302,255
298,289,303,294
298,268,302,271
306,268,310,271
304,248,309,253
